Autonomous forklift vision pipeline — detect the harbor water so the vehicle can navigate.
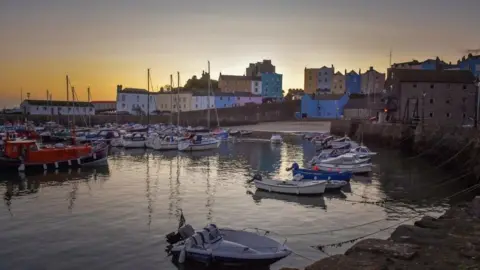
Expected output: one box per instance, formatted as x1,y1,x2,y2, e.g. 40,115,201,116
0,140,467,270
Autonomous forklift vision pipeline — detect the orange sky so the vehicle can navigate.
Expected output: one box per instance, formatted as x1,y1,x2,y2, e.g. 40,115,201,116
1,0,479,107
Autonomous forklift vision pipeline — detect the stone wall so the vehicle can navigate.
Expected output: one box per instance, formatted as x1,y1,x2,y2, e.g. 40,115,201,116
1,101,300,127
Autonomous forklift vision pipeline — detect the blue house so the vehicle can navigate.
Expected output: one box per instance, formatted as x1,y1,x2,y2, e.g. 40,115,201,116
261,73,283,99
214,92,236,108
345,70,361,94
458,54,480,78
300,94,349,119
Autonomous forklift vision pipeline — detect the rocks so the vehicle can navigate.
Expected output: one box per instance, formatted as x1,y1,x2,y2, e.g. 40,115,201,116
346,239,418,260
286,200,480,270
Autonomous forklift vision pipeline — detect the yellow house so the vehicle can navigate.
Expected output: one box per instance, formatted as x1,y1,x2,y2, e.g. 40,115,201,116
155,92,173,111
172,91,193,112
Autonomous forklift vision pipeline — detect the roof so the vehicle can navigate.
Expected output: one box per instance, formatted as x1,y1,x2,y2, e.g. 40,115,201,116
391,69,476,83
392,60,420,67
22,100,94,108
192,91,261,97
219,75,261,81
118,88,149,94
347,70,359,75
91,101,116,104
334,72,344,76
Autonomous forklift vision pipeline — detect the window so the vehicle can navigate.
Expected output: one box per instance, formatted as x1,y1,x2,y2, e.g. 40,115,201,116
220,97,223,100
173,105,176,109
429,98,434,104
122,95,125,102
122,103,126,108
429,112,434,118
183,97,186,102
183,104,186,108
224,104,226,108
446,99,451,104
463,85,467,90
68,108,72,112
430,84,434,89
463,113,466,119
324,72,327,75
413,84,417,88
324,79,327,82
137,95,139,102
142,104,144,108
309,76,312,80
195,104,198,108
446,113,451,118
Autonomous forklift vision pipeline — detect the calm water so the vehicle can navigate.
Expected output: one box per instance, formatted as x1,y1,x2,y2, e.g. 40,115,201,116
0,140,467,270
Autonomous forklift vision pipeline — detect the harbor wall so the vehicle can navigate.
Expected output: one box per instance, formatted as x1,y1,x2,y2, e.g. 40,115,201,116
0,101,300,127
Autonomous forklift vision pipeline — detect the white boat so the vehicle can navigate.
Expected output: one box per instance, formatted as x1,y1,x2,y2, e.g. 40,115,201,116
270,134,283,144
145,133,159,149
151,135,179,151
123,133,147,148
329,136,359,149
325,180,348,190
178,135,220,151
350,145,377,157
317,163,372,174
252,174,327,195
314,153,370,166
167,224,291,266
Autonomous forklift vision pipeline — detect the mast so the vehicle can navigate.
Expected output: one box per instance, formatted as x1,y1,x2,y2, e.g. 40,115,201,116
147,68,151,126
71,86,76,144
87,87,91,127
170,74,173,125
66,75,70,125
177,72,180,126
207,61,211,129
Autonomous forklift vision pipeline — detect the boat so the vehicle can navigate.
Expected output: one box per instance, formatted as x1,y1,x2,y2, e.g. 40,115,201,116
0,140,108,172
313,153,371,166
240,130,252,136
145,133,160,149
151,135,179,151
213,128,229,141
123,133,147,148
288,167,353,181
251,174,327,195
178,134,220,151
166,224,291,267
316,163,372,174
328,136,359,149
324,180,348,190
350,145,377,157
270,134,283,144
229,129,240,136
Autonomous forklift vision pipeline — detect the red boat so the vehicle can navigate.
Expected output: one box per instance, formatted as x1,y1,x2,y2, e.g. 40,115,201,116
0,139,108,172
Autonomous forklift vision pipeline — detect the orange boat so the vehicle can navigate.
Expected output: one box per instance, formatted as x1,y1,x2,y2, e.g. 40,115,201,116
0,139,108,172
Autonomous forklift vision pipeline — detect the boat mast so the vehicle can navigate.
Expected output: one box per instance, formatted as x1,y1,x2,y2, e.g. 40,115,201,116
170,74,173,125
87,87,91,127
177,71,180,126
66,75,70,125
147,68,151,126
207,61,211,129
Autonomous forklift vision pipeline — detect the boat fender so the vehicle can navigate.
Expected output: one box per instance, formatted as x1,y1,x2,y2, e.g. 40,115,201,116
18,163,25,172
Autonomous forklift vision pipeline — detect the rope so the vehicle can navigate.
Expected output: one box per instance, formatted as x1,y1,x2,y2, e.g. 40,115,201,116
291,250,317,261
433,139,476,169
279,218,388,237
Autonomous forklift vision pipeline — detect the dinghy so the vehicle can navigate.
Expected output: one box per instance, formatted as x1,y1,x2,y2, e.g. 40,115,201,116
166,224,291,267
317,162,372,174
252,174,327,195
287,162,352,181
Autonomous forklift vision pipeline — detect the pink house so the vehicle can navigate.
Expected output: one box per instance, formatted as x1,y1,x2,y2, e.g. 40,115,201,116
233,92,263,106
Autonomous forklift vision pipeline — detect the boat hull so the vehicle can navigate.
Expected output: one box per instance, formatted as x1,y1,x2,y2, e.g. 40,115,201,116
292,169,352,181
0,145,109,172
178,141,220,151
123,140,146,148
254,180,326,195
170,251,287,267
318,163,372,174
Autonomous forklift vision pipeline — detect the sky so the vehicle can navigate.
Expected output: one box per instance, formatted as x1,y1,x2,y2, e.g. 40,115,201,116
1,0,479,107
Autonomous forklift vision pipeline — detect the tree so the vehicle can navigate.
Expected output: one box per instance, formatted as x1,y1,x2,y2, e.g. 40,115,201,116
184,72,219,90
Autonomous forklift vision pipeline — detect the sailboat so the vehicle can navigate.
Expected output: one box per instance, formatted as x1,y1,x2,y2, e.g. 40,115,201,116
178,62,220,151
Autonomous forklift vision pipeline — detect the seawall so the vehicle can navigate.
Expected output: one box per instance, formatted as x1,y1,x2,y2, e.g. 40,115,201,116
1,101,300,127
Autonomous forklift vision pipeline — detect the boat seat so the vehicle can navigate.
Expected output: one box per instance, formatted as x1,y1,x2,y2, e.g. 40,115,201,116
191,233,205,248
204,224,221,242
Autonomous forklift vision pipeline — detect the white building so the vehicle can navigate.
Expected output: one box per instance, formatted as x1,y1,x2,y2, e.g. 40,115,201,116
191,91,215,111
251,79,262,95
21,100,95,115
116,85,157,115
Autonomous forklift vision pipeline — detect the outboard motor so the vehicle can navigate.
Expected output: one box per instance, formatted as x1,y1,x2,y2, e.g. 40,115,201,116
247,174,262,183
166,224,195,245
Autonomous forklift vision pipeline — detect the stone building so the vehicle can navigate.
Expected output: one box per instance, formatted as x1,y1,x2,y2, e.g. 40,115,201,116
246,60,275,76
361,67,386,94
386,69,477,126
218,74,260,93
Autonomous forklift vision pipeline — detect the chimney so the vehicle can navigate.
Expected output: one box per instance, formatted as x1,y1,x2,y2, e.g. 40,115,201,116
369,66,373,71
345,69,347,75
117,85,122,92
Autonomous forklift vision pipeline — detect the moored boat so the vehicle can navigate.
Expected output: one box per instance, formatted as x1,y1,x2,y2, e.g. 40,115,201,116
251,174,327,195
123,133,147,148
0,140,108,172
178,135,220,151
151,135,179,151
270,134,283,144
317,162,372,174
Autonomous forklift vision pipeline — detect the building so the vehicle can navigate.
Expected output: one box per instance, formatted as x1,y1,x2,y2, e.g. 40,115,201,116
304,66,334,94
246,60,275,76
172,91,193,112
233,92,263,106
21,100,95,115
332,72,346,95
458,54,480,78
251,78,262,95
218,74,259,93
342,94,386,121
361,67,386,94
391,57,456,71
116,85,157,115
261,73,283,99
214,92,237,108
386,69,477,126
91,101,116,114
191,91,216,111
155,91,174,112
345,70,361,94
300,94,349,119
